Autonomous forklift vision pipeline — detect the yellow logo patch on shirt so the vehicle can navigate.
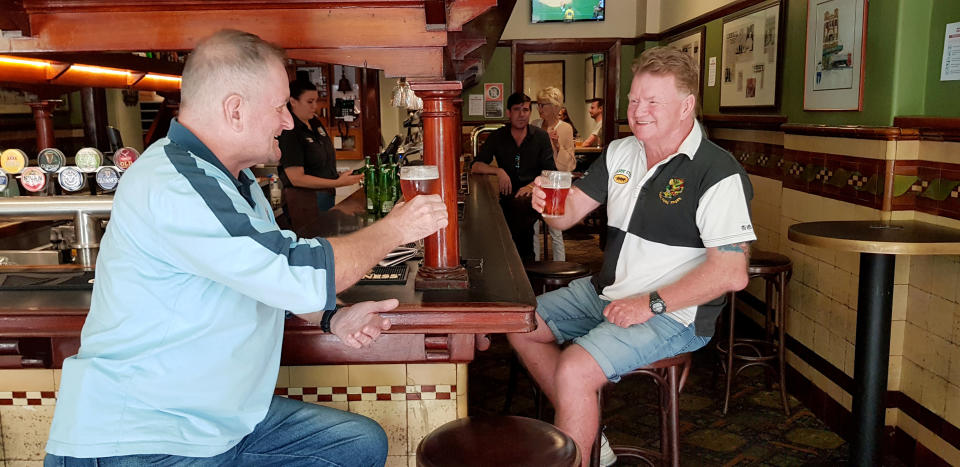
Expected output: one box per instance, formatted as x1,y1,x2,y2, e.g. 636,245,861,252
613,169,631,184
659,178,685,204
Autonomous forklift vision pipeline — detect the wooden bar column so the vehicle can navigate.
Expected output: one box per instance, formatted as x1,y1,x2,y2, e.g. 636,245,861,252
27,100,60,150
410,80,468,289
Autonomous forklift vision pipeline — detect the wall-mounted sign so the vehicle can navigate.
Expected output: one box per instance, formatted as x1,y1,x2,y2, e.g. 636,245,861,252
484,83,504,119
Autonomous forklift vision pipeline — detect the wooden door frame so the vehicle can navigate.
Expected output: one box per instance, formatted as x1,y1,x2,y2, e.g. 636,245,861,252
511,39,619,147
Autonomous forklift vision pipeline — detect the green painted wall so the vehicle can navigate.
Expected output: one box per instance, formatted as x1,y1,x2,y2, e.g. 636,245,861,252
668,0,956,125
924,0,960,117
463,47,512,122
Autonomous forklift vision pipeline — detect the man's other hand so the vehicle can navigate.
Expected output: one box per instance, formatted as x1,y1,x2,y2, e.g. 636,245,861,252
530,176,546,213
496,169,513,195
385,194,449,244
515,184,534,198
602,295,653,328
330,299,396,348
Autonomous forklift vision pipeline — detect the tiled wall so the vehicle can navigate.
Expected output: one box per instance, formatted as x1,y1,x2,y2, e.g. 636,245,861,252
714,126,960,465
0,364,465,467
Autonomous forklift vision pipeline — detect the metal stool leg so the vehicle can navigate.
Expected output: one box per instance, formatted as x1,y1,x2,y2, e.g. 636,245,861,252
723,291,736,415
777,270,791,416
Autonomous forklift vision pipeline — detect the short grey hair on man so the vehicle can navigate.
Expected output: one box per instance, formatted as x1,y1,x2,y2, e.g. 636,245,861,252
180,29,287,112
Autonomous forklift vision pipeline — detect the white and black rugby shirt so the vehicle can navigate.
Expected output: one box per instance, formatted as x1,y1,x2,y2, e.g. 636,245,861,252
575,122,756,337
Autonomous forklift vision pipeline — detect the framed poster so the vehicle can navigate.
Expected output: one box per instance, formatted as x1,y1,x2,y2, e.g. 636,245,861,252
523,60,565,100
584,55,605,100
720,0,783,109
803,0,868,110
665,26,706,98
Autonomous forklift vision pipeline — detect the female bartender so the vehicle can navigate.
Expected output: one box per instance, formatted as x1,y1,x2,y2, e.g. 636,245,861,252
278,80,363,213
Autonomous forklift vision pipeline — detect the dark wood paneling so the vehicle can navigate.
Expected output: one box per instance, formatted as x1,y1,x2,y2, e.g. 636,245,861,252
781,123,920,141
703,113,787,131
893,116,960,142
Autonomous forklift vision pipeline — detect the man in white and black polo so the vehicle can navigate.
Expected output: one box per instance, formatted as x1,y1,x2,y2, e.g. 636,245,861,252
508,46,756,467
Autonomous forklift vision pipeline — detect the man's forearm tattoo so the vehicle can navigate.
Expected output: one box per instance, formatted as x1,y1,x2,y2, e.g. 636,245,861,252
718,242,750,253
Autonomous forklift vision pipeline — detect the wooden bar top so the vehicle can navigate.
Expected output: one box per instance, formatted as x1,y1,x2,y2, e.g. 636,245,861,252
0,175,536,365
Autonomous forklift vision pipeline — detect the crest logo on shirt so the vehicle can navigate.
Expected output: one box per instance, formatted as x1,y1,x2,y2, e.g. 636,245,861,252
613,169,631,184
659,178,685,205
305,137,315,143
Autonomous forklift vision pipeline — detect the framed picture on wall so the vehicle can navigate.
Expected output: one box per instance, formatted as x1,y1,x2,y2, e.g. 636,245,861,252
523,60,565,101
719,0,783,109
803,0,868,110
664,26,706,99
584,55,605,101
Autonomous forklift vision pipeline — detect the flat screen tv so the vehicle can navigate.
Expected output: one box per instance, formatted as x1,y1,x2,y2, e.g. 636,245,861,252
531,0,604,23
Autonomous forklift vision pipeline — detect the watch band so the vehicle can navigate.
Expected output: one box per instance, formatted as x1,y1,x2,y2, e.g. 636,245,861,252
649,290,666,315
320,306,341,333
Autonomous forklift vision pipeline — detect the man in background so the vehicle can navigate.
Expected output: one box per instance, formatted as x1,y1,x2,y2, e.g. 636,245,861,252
582,98,604,147
472,92,555,262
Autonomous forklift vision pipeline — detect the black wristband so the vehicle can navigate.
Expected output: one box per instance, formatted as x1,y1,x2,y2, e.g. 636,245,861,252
320,306,340,333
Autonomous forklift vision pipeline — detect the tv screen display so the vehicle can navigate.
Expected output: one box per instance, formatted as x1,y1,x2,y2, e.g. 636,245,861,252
531,0,604,23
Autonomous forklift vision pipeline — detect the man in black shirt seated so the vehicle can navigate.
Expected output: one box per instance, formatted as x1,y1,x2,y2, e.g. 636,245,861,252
472,92,556,262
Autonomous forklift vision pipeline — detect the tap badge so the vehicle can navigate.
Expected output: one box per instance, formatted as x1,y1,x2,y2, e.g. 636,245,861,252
612,169,631,184
659,178,685,205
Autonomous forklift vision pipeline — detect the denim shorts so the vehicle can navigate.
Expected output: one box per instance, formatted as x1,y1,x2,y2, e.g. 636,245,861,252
536,276,710,383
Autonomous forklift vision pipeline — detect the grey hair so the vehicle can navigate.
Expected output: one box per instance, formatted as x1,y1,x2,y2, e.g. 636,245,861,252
536,86,564,108
180,29,287,111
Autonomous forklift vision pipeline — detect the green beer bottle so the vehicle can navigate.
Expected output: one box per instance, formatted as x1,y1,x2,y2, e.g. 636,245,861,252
379,159,396,214
363,156,379,216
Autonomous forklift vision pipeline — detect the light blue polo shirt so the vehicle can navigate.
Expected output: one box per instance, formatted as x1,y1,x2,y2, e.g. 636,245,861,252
46,120,337,458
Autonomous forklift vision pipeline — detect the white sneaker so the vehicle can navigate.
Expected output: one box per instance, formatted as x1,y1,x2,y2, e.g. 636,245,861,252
599,433,617,466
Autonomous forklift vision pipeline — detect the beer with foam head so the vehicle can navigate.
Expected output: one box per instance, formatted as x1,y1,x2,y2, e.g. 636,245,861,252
541,170,572,217
399,165,440,201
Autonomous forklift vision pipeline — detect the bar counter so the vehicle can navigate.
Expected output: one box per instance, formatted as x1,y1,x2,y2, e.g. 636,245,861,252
0,174,537,367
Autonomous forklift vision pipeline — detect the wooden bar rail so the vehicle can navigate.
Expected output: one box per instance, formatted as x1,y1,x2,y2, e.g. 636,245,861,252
0,175,536,367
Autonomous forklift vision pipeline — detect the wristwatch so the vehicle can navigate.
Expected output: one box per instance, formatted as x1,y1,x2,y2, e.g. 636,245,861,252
649,291,666,315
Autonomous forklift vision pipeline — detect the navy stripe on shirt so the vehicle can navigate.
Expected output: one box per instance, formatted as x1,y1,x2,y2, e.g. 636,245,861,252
162,140,337,311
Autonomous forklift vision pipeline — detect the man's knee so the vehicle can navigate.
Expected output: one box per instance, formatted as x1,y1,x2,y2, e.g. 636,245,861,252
555,347,607,393
344,415,388,465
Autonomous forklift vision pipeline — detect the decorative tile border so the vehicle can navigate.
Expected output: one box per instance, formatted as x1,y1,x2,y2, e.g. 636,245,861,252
274,385,457,402
715,138,960,220
0,391,57,406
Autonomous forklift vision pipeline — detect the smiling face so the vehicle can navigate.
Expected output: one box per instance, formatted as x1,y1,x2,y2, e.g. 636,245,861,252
627,72,695,148
245,60,294,164
289,89,319,124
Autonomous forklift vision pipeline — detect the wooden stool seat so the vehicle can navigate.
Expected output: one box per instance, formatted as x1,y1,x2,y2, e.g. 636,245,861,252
523,261,591,295
716,248,793,416
417,415,581,467
592,353,693,467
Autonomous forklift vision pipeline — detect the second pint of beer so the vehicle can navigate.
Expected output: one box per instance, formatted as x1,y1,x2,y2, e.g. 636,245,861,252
399,165,440,201
541,170,572,218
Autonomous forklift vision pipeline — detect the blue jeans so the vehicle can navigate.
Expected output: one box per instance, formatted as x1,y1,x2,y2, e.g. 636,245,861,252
536,276,711,383
44,396,388,467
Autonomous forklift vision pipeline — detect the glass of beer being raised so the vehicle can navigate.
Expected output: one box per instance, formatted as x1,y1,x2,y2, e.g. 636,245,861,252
399,165,440,201
541,170,572,218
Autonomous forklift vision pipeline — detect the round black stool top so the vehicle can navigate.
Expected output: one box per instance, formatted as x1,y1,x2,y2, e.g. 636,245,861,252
748,249,792,275
523,261,591,279
416,415,580,467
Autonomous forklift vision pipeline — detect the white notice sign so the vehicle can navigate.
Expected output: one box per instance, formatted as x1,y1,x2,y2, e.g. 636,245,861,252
708,57,717,87
468,94,483,116
942,21,960,81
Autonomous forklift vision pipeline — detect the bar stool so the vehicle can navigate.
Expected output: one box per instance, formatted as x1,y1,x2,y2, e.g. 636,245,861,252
416,415,580,467
591,353,692,467
715,249,792,416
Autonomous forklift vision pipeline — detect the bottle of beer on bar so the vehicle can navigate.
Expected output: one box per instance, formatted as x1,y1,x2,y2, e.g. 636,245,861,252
363,155,379,216
379,157,396,215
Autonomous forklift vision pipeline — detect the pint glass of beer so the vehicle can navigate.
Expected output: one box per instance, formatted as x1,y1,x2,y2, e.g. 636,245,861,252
541,170,572,218
399,165,440,201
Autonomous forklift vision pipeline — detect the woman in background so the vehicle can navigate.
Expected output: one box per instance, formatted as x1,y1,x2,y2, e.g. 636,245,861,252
532,86,575,262
278,80,362,213
558,106,578,139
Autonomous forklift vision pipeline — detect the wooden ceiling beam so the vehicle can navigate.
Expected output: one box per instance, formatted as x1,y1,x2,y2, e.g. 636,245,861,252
19,0,425,13
4,8,445,53
288,47,443,78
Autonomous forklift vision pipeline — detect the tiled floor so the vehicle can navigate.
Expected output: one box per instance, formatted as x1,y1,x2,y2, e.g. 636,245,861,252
468,227,851,466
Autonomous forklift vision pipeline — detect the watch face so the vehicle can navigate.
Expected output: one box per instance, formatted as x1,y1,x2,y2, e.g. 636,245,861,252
652,302,666,314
